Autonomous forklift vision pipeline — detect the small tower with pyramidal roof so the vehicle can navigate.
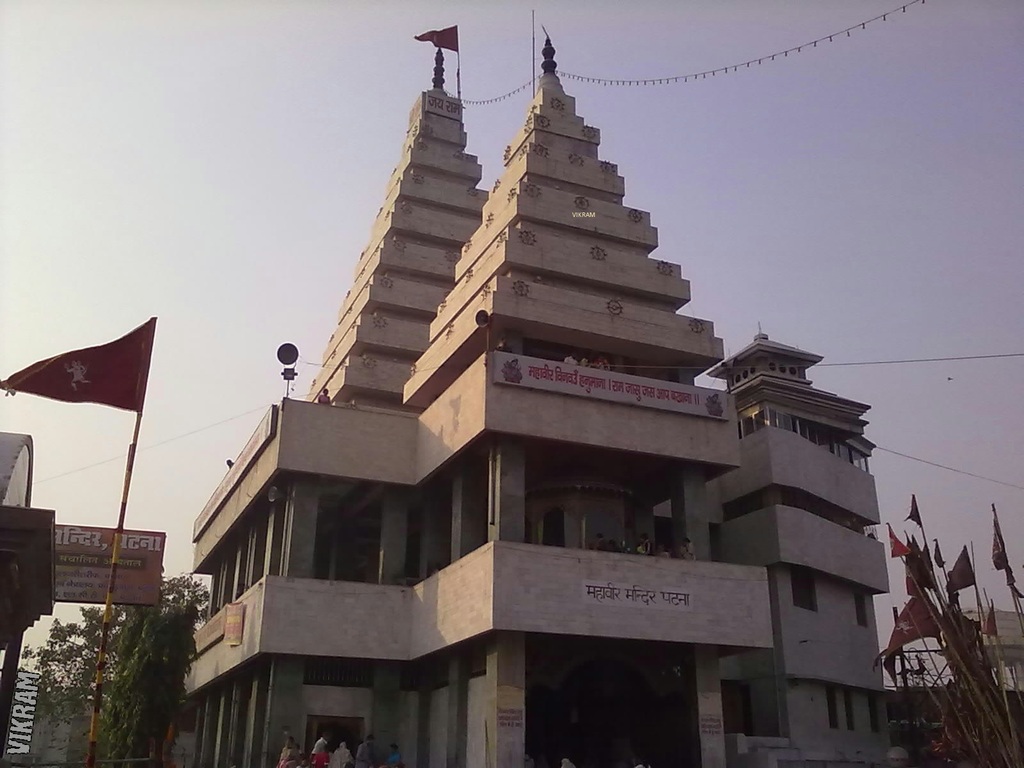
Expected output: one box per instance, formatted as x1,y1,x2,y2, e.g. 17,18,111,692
309,48,487,409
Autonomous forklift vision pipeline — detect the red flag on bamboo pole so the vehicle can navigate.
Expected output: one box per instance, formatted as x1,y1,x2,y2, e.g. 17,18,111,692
888,523,911,558
945,546,976,594
414,25,459,52
906,494,923,527
992,505,1024,599
876,597,942,682
1,318,156,412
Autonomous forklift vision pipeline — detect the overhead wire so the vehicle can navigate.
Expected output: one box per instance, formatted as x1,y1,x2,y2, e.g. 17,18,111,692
458,0,926,105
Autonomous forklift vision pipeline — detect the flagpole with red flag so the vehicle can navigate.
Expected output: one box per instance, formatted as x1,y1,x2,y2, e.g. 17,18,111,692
2,317,157,768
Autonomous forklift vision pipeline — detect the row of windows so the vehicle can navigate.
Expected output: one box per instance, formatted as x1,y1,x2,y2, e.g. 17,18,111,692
790,565,870,628
826,685,882,733
738,406,870,472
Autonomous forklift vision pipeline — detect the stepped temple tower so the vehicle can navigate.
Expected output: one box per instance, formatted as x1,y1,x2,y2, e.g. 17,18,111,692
186,39,888,768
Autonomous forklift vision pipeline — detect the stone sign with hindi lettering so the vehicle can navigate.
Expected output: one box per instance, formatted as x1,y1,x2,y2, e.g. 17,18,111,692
54,524,166,605
492,352,728,419
582,581,694,611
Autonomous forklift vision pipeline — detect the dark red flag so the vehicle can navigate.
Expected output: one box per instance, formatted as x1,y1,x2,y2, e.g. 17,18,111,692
993,505,1009,572
933,539,945,570
414,25,459,52
878,597,942,662
945,546,976,593
888,523,911,558
983,604,998,636
1,318,156,412
906,494,922,527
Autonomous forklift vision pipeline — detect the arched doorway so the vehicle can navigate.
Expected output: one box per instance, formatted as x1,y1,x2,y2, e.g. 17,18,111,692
526,659,686,768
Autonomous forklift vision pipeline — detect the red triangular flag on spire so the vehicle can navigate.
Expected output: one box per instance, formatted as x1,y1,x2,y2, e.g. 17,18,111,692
906,494,922,527
414,25,459,52
888,523,911,558
1,318,156,413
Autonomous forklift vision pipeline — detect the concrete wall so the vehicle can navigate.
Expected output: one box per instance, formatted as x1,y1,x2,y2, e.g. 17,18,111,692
773,569,884,691
720,506,887,593
187,581,266,692
398,692,419,768
785,681,888,763
259,577,411,661
712,428,880,523
190,543,771,691
277,399,418,485
492,542,772,650
302,686,373,727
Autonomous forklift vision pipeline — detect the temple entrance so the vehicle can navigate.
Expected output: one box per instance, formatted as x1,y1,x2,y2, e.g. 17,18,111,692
303,715,363,755
526,659,689,768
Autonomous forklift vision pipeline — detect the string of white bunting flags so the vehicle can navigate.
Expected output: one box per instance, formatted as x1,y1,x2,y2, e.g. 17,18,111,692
457,0,925,107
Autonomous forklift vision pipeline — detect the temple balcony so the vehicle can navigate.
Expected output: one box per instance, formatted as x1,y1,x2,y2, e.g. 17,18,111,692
187,541,772,692
711,426,881,524
719,504,888,593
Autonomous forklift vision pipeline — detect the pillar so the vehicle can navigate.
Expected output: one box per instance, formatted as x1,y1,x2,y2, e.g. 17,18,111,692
670,464,711,559
198,690,217,768
262,658,305,766
211,686,229,768
420,494,450,578
225,676,247,766
446,656,469,768
242,666,268,768
484,632,525,768
691,645,726,768
231,537,247,600
451,463,486,561
379,489,410,584
488,439,525,544
264,503,285,577
415,672,432,768
372,663,401,751
282,481,320,578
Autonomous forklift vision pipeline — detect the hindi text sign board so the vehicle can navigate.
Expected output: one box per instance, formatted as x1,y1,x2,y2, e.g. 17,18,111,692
493,352,729,420
54,525,165,605
224,602,246,646
583,581,694,611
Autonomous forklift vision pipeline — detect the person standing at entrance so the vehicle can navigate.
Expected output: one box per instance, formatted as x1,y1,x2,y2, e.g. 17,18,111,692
354,734,375,768
311,731,332,768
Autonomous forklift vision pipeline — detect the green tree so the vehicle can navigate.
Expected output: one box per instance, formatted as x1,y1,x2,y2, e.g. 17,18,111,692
101,575,208,760
23,575,209,758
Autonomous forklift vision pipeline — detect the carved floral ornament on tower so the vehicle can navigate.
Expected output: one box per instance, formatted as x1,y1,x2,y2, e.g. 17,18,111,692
568,153,584,167
379,274,394,288
504,145,513,162
372,313,388,328
607,299,624,316
519,229,537,246
574,196,590,210
524,183,542,198
582,125,599,140
590,245,607,261
512,280,531,297
628,209,644,223
689,318,707,334
531,114,551,130
600,160,616,174
532,143,550,158
656,260,673,275
550,97,565,112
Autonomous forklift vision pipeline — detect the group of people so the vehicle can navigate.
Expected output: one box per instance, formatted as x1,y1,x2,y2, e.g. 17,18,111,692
590,532,695,560
278,733,402,768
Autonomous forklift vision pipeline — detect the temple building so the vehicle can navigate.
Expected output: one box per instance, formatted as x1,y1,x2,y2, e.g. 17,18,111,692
185,40,888,768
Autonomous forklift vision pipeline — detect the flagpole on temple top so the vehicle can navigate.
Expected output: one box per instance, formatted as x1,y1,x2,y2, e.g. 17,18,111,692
84,323,156,768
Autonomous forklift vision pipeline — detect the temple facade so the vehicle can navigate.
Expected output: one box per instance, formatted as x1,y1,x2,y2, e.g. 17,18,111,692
185,41,887,768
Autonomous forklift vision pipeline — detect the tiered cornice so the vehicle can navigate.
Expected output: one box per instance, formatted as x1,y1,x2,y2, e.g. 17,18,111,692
310,86,487,409
405,53,724,408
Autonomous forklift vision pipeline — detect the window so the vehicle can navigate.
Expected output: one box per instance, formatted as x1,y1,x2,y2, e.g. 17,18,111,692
791,566,817,611
868,694,880,732
844,689,855,730
826,686,838,729
855,593,869,627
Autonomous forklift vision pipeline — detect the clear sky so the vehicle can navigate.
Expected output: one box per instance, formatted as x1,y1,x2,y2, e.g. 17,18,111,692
2,0,1022,651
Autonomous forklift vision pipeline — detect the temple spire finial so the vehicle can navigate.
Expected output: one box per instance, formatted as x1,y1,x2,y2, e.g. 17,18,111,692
541,28,557,75
432,48,445,91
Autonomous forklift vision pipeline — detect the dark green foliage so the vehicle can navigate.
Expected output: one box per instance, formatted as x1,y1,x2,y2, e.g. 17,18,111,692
24,574,209,758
